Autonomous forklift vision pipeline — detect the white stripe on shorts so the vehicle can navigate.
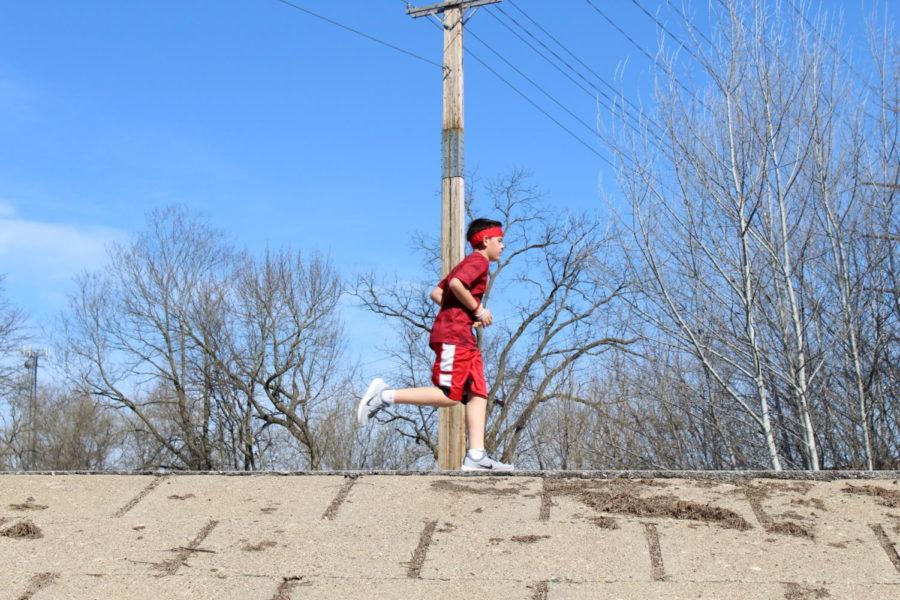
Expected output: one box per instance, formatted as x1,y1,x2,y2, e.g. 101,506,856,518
439,373,452,387
440,343,456,373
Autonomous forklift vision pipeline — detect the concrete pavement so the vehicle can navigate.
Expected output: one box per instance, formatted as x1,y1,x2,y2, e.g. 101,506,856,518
1,472,899,599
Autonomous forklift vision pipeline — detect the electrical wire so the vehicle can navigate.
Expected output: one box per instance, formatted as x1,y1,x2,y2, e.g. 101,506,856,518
506,0,663,136
583,0,709,112
420,15,616,168
275,0,442,69
467,49,616,169
629,0,704,64
467,28,601,140
409,3,688,200
400,1,610,163
663,0,716,49
489,4,670,151
584,0,659,66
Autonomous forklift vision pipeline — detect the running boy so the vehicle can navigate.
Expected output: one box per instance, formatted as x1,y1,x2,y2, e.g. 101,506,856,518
356,218,513,471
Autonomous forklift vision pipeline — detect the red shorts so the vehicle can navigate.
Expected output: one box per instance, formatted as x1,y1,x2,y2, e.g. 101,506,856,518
430,342,488,402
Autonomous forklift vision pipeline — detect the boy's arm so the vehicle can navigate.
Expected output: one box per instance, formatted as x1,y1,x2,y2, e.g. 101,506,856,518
430,286,443,305
447,278,493,326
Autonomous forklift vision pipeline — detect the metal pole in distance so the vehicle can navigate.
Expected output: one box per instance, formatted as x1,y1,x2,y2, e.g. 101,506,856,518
20,347,41,470
30,352,38,469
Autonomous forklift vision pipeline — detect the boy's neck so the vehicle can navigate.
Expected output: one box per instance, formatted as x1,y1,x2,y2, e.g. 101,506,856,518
473,248,489,260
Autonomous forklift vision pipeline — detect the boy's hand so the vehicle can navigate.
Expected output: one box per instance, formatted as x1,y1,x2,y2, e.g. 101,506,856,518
475,305,493,327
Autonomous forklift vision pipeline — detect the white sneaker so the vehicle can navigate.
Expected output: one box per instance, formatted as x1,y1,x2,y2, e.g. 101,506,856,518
461,452,514,471
357,378,389,427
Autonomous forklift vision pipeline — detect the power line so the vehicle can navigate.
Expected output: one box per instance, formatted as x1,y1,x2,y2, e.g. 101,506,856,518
469,48,616,169
409,4,687,197
467,12,737,201
489,3,670,151
505,0,660,134
469,5,718,198
663,0,716,49
490,7,634,120
629,0,704,65
466,28,601,141
400,1,666,171
275,0,442,69
584,0,659,66
582,0,707,112
421,15,616,169
486,9,596,98
465,41,689,204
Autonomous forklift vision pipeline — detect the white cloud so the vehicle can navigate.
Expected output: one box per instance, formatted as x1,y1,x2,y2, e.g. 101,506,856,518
0,217,125,324
0,217,122,276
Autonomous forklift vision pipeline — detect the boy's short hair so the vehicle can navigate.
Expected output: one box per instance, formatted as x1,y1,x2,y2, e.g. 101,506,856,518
466,218,503,248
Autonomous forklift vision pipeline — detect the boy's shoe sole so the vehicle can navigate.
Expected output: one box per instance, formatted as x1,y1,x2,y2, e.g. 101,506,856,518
460,465,515,472
460,457,514,471
357,378,386,427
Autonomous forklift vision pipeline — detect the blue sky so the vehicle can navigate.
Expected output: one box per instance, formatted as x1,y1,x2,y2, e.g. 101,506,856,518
0,0,880,374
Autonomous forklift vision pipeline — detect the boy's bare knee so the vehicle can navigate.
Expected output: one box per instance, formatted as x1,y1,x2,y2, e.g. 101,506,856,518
435,387,459,407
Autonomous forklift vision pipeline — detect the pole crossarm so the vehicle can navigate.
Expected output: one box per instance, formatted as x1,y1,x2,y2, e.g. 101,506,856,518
406,0,501,19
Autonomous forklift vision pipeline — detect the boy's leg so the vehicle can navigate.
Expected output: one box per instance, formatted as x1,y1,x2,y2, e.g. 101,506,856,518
459,353,513,470
461,395,513,470
464,394,487,451
358,343,472,427
393,387,457,408
357,380,458,427
464,349,488,453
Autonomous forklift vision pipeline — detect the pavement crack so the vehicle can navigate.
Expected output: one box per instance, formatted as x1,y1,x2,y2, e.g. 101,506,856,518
322,478,357,520
16,572,58,600
642,522,666,581
154,519,219,576
744,486,815,539
782,582,831,599
114,475,169,518
539,479,553,521
743,487,773,528
406,520,438,579
530,580,549,599
271,575,305,599
870,523,900,574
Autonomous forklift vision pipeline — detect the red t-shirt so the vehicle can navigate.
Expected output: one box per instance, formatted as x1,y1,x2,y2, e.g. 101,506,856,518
429,252,489,348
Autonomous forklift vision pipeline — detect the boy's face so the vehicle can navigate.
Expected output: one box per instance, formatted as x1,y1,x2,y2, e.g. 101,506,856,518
483,236,504,262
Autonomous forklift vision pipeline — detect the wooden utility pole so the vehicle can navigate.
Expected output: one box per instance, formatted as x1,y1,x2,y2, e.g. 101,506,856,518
407,0,500,470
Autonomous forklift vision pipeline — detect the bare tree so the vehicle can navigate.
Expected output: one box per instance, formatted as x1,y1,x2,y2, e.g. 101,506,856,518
612,0,898,470
0,275,25,396
62,207,250,470
188,249,351,470
36,388,123,470
0,275,27,468
61,206,356,471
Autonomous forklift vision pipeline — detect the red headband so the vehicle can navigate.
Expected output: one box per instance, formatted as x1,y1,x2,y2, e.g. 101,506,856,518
468,226,504,247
